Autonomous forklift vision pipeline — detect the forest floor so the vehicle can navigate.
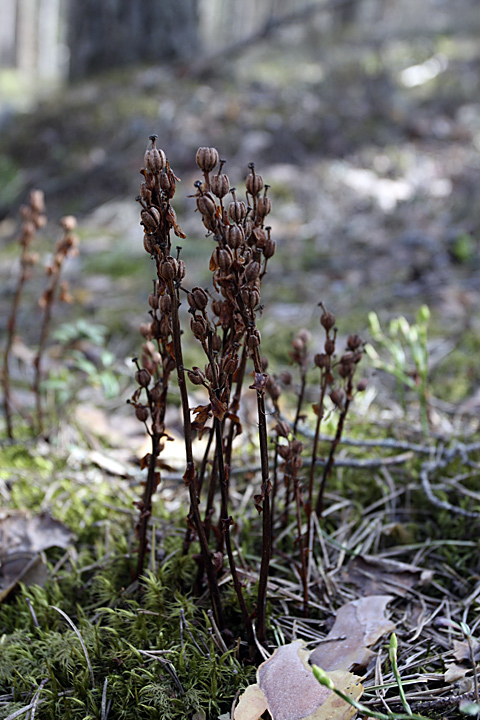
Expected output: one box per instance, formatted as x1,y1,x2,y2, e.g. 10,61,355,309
1,20,480,720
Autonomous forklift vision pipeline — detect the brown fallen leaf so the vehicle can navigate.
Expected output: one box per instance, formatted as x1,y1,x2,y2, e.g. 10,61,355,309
444,663,470,684
309,595,395,671
0,511,74,602
453,638,480,663
234,641,362,720
342,554,433,597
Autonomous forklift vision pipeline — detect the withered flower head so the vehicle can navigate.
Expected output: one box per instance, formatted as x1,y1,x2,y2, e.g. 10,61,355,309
196,146,219,174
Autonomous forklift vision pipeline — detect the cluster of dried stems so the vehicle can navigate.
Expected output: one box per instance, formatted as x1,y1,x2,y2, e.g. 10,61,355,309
2,193,79,438
130,137,366,655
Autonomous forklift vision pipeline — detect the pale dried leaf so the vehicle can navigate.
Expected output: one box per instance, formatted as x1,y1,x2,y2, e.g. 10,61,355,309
258,642,331,720
0,511,74,555
342,554,433,597
234,683,268,720
310,596,395,671
453,639,480,663
444,663,470,683
235,641,362,720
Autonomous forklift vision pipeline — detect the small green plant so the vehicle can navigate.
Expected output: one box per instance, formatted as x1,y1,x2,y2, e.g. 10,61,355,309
313,637,432,720
366,305,431,437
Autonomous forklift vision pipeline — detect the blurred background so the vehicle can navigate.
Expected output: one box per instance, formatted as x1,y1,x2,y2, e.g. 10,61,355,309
1,0,480,423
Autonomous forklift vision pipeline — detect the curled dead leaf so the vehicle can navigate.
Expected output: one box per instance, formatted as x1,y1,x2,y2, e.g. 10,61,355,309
309,595,395,672
234,641,362,720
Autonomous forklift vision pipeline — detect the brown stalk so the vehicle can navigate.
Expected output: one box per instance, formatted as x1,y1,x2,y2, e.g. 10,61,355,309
167,276,226,632
33,216,78,436
3,191,45,438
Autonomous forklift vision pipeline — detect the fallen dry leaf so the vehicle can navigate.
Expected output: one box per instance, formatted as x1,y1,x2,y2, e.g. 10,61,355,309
444,663,470,683
0,511,74,602
309,595,395,671
234,641,362,720
453,638,480,663
342,554,433,597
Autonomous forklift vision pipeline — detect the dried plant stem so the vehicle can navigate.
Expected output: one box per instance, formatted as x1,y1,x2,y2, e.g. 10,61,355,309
136,438,160,577
214,416,255,650
315,393,351,518
3,268,29,438
33,278,59,435
250,345,272,647
168,278,226,632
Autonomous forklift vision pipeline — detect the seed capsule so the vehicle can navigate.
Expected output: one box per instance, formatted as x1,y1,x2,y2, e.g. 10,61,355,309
228,198,247,223
330,389,344,407
135,405,149,422
196,147,219,173
245,260,261,283
347,334,362,351
135,368,151,388
160,294,172,314
144,136,166,174
211,172,230,199
246,166,264,196
225,223,244,250
320,308,335,331
188,287,209,311
197,193,216,217
159,258,177,281
141,207,161,232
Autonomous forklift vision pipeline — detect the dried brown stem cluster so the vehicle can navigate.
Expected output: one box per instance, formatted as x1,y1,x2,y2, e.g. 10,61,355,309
3,191,46,438
131,138,365,652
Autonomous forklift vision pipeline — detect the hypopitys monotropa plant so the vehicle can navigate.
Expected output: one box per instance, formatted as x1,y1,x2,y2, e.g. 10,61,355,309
130,138,365,653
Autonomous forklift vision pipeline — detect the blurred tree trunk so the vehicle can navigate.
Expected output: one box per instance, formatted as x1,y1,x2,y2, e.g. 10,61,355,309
68,0,199,80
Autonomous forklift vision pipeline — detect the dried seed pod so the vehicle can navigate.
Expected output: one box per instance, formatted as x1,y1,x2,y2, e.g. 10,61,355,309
347,334,363,351
320,308,335,331
210,172,230,199
188,367,206,385
211,299,223,316
176,259,186,281
228,197,247,223
357,378,368,392
60,215,77,231
197,193,216,217
330,388,345,407
135,405,149,422
141,207,161,232
139,323,152,338
148,291,159,309
213,246,233,272
245,260,261,283
225,223,245,250
160,294,172,314
324,338,335,356
256,195,271,219
241,287,260,310
159,258,178,281
188,287,209,311
163,355,176,373
264,236,276,259
202,214,217,232
29,189,46,214
135,368,151,388
140,181,152,204
160,170,175,198
222,354,238,375
196,147,219,173
143,234,154,254
247,329,261,350
246,165,264,196
314,353,329,369
144,135,166,174
191,316,208,340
